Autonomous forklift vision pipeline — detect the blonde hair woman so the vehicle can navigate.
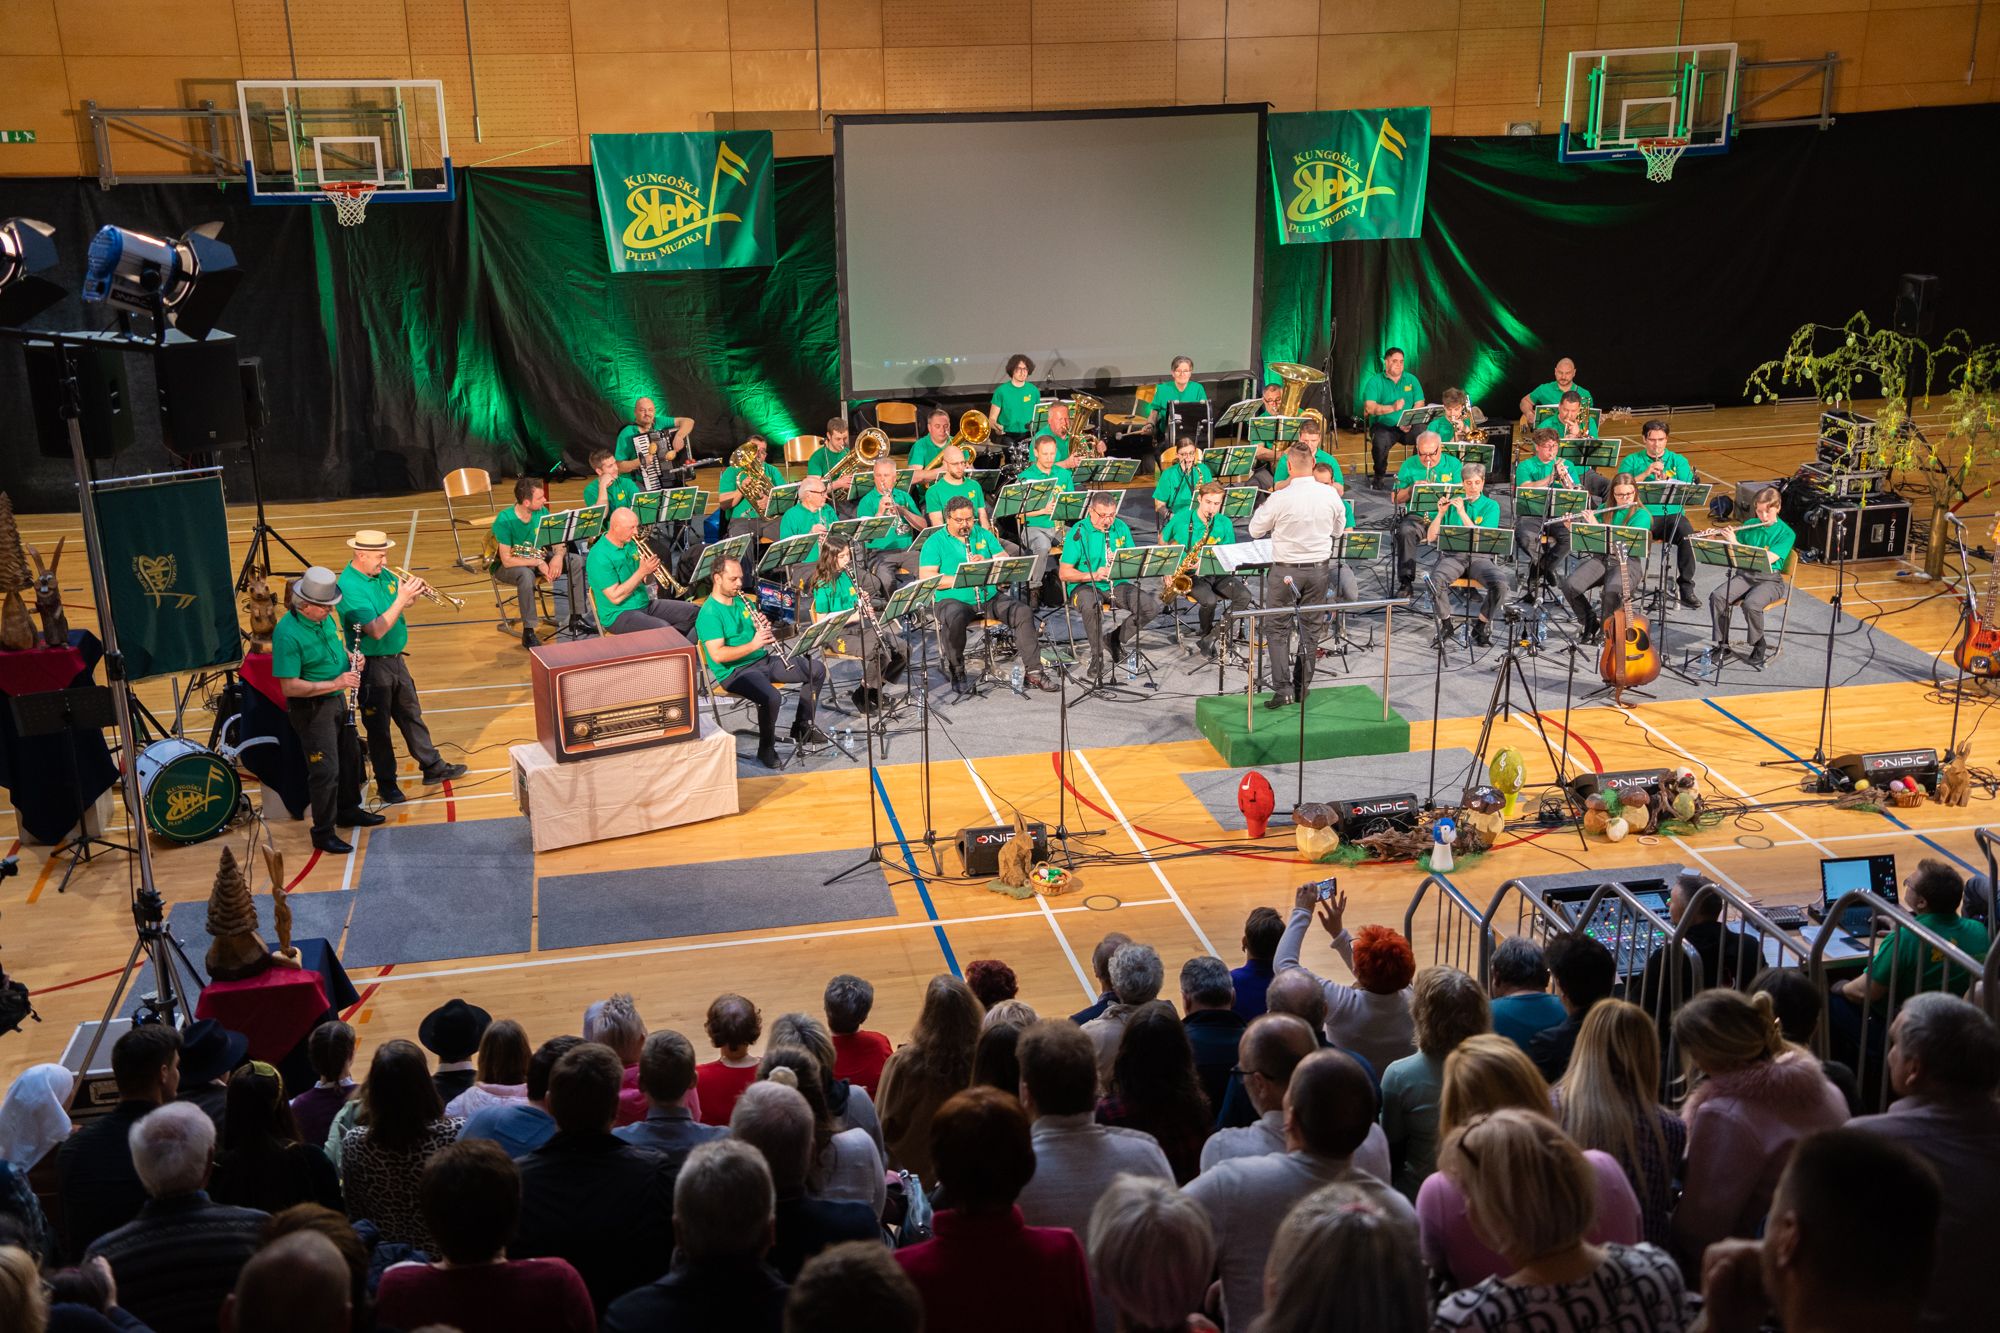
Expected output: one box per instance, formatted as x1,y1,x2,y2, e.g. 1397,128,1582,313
0,1246,45,1333
1088,1175,1219,1333
1556,999,1686,1247
1251,1182,1428,1333
1669,989,1847,1268
1416,1035,1641,1290
1431,1110,1692,1332
1380,966,1489,1198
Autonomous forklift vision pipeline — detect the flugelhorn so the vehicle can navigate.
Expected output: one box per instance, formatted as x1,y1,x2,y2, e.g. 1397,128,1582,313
391,565,465,609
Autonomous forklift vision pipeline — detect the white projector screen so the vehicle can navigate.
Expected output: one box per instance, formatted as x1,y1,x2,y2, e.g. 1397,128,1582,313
836,107,1264,400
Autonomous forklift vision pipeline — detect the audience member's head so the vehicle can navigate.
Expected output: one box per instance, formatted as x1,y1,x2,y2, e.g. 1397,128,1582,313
545,1042,624,1136
706,993,763,1055
1350,926,1416,995
1284,1050,1377,1160
1558,1000,1666,1189
525,1035,585,1106
1238,1013,1319,1114
784,1240,923,1333
418,1139,520,1264
731,1080,817,1195
260,1205,370,1323
674,1139,776,1266
1756,1129,1940,1327
1674,988,1789,1080
757,1045,834,1161
1546,933,1617,1013
822,974,876,1036
1110,1001,1208,1118
1258,1182,1429,1333
583,994,646,1066
1088,1174,1215,1333
1749,967,1824,1046
46,1259,112,1313
1243,906,1285,964
965,959,1020,1009
112,1022,182,1103
905,973,983,1088
1109,943,1164,1006
473,1019,532,1087
1180,955,1235,1013
359,1039,444,1149
767,1013,842,1088
0,1246,44,1333
221,1060,298,1152
130,1101,215,1198
221,1231,352,1333
1905,858,1965,919
635,1029,699,1108
1090,932,1133,994
929,1087,1036,1211
1438,1033,1552,1139
973,1020,1027,1094
982,998,1038,1029
1888,991,2000,1100
1265,968,1329,1032
1440,1108,1596,1267
1411,966,1489,1059
1489,935,1550,996
1016,1019,1098,1117
306,1020,356,1086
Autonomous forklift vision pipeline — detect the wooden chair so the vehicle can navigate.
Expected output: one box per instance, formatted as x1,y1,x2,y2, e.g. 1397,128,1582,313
441,468,496,572
784,435,823,470
872,401,919,446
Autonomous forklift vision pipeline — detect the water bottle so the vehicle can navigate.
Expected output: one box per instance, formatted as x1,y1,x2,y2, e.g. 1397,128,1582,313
837,720,854,750
1009,663,1026,694
1125,643,1140,678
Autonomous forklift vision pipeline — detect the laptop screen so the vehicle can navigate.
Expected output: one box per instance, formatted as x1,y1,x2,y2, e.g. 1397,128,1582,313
1820,855,1898,933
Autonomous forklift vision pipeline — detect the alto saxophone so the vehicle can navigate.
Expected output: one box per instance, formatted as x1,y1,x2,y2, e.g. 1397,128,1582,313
741,593,794,668
1163,526,1218,604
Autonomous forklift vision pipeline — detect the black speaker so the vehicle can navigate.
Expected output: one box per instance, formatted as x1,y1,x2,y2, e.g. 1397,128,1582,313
157,335,247,454
1567,768,1671,802
1330,793,1420,840
1893,273,1938,336
238,356,267,433
24,339,134,459
957,822,1049,876
1830,748,1939,793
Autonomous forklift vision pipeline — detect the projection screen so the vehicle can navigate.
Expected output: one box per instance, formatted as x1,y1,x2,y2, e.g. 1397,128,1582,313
835,107,1264,400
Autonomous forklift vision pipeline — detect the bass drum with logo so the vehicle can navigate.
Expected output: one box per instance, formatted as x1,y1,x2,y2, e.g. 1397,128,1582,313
135,738,241,844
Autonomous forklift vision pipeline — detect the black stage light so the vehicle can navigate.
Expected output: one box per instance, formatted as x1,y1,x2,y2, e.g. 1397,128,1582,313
82,222,242,339
0,217,63,325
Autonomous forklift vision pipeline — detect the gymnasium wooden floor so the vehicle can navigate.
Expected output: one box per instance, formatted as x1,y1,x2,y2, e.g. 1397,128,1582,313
5,400,1995,1085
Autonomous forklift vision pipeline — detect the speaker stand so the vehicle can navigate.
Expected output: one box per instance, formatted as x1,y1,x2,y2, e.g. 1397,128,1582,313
235,424,312,591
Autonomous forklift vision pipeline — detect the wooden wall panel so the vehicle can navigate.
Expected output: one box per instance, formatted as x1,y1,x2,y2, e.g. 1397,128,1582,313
1032,41,1176,108
881,0,1033,49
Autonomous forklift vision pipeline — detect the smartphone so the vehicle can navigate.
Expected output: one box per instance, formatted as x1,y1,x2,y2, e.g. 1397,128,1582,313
1312,877,1339,902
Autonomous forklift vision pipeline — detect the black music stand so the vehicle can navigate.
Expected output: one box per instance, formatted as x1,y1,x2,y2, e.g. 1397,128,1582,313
10,686,130,894
1162,400,1214,454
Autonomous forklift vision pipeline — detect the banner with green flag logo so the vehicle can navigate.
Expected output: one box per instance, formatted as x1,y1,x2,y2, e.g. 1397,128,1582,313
1269,109,1431,244
590,131,776,273
91,471,242,679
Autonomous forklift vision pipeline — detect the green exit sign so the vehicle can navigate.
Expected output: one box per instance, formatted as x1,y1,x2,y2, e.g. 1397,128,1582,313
0,131,35,144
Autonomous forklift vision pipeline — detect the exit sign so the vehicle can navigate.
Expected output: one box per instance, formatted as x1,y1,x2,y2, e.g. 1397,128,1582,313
0,131,35,144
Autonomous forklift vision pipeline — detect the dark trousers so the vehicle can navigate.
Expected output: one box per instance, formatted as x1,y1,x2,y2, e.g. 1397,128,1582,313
1075,583,1158,665
286,693,364,837
1394,515,1428,584
1370,425,1412,481
935,595,1037,675
1563,555,1635,625
1515,516,1572,591
721,655,826,746
852,621,911,688
857,549,907,599
1651,512,1697,594
359,654,447,789
1187,575,1251,639
609,598,700,637
1265,562,1329,700
1433,554,1513,621
1711,570,1786,648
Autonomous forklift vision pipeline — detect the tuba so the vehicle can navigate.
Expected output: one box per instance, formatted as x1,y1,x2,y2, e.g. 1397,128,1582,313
1068,392,1104,457
730,440,773,513
824,427,889,484
1272,362,1328,419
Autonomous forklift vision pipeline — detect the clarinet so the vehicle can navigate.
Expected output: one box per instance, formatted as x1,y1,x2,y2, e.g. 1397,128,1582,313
343,624,364,731
843,536,888,642
741,594,795,668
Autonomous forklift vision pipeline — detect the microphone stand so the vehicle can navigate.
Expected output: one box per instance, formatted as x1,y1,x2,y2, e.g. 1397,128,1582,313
1947,511,1977,755
1281,574,1310,808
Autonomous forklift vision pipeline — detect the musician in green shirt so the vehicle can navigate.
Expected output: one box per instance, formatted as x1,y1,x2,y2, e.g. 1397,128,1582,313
1561,472,1652,643
1362,347,1426,487
1514,428,1590,600
1708,485,1797,668
1036,400,1104,464
907,408,953,487
805,417,859,508
1152,438,1214,522
489,477,567,649
585,506,698,638
808,540,908,711
918,496,1053,693
1273,418,1343,485
613,395,694,479
1518,357,1594,427
989,354,1041,438
924,446,989,530
1424,463,1512,646
856,456,923,595
1615,419,1700,606
1016,435,1074,560
270,566,376,854
696,555,828,769
718,434,786,543
1391,431,1462,593
583,448,640,512
1060,490,1155,680
1163,482,1248,657
1555,390,1600,441
1146,356,1209,445
336,529,466,804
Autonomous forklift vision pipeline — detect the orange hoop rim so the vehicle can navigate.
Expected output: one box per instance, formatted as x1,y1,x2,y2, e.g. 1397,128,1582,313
321,181,380,198
1636,136,1692,149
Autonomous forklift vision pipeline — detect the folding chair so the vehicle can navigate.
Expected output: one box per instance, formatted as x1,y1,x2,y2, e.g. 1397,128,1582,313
441,468,495,572
1768,550,1800,661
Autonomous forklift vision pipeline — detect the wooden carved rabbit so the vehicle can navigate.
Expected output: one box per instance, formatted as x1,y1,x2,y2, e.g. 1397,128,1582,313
30,539,67,649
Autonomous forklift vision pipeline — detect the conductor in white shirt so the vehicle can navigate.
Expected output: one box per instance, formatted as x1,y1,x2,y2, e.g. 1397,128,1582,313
1248,441,1347,709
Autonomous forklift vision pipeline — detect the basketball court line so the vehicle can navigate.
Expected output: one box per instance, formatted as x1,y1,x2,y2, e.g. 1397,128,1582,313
960,757,1096,1000
1074,749,1219,957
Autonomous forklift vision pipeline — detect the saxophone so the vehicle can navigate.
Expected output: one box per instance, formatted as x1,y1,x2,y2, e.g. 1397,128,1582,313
1163,523,1218,604
741,593,794,667
730,441,772,515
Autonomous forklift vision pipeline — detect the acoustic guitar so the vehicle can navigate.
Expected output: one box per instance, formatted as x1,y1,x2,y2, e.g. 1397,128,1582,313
1600,535,1661,702
1953,519,2000,676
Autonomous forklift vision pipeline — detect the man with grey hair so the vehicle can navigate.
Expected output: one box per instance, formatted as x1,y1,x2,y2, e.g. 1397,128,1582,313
221,1230,352,1333
1488,935,1567,1052
729,1081,879,1281
1850,993,2000,1331
603,1138,787,1333
1423,460,1511,647
1200,1013,1391,1182
86,1101,268,1333
1082,942,1165,1086
1179,955,1247,1112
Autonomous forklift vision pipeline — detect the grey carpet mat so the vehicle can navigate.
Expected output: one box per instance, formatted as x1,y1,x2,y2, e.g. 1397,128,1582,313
536,846,897,950
124,891,356,1014
341,818,536,966
1180,748,1481,830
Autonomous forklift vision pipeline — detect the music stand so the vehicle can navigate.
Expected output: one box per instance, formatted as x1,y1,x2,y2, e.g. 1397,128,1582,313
1438,526,1511,557
992,479,1059,523
1162,399,1213,451
690,534,754,585
1676,539,1776,685
1205,445,1258,480
1442,439,1495,469
1409,483,1467,518
1221,487,1258,520
1515,487,1592,520
10,687,130,895
1560,439,1622,470
1072,457,1140,487
1399,404,1446,436
757,532,824,576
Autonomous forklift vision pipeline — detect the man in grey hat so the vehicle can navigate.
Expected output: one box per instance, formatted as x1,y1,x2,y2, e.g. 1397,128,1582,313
271,567,384,855
337,528,468,804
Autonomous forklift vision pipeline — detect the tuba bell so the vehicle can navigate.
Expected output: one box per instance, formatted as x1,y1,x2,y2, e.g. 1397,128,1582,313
951,409,990,450
729,440,773,513
1271,362,1329,420
824,427,890,483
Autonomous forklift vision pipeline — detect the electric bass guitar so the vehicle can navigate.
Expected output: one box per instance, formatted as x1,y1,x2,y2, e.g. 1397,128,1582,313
1953,519,2000,676
1599,534,1661,702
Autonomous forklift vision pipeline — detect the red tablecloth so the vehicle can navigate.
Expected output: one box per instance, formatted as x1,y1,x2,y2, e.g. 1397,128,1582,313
195,966,331,1063
238,652,288,711
0,644,89,698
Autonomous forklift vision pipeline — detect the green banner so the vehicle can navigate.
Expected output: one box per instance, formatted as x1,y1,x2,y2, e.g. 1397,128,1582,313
590,131,776,273
91,473,242,679
1269,109,1430,244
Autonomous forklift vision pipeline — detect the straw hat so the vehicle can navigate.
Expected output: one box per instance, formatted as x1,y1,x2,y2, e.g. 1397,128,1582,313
345,529,394,550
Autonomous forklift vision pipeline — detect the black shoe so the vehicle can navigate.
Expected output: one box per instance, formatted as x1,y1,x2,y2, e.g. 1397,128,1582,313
883,655,908,684
377,785,408,805
1264,693,1294,711
1679,589,1701,609
756,743,782,770
522,628,542,649
1580,625,1604,647
1195,633,1216,659
793,723,833,746
1472,621,1492,647
338,808,387,828
1433,618,1457,648
422,762,469,784
311,832,354,855
1745,643,1769,669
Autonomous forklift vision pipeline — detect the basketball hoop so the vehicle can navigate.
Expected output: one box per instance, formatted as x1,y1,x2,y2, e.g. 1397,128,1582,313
1636,137,1690,184
323,181,378,227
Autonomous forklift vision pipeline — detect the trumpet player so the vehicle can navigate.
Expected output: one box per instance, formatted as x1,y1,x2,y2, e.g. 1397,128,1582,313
699,555,829,769
337,530,470,804
855,455,923,596
1163,482,1250,659
587,507,700,637
1512,428,1592,601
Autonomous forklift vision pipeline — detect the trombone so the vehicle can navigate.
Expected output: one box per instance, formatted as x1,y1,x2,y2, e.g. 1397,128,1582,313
391,565,466,609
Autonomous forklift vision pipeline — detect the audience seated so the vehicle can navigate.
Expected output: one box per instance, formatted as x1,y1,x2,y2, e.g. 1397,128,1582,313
258,1204,371,1332
1087,1175,1218,1333
756,1046,886,1217
444,1018,531,1120
419,999,490,1106
876,973,983,1183
730,1081,881,1281
966,958,1020,1009
984,998,1038,1028
697,994,764,1127
584,994,656,1128
1831,858,1992,1073
1096,1002,1213,1185
461,1034,578,1159
220,1230,351,1333
1274,885,1417,1078
39,1251,146,1332
1,1063,69,1263
1415,1034,1641,1289
1254,1181,1428,1333
512,1042,676,1314
895,1087,1095,1333
338,1039,462,1251
602,1139,787,1333
286,1022,356,1151
1432,1108,1693,1332
1184,1049,1411,1329
613,1029,729,1167
1487,936,1567,1054
1178,956,1247,1115
1530,933,1617,1082
1849,993,2000,1332
1699,1129,1940,1333
1749,967,1863,1113
1635,874,1763,1025
1081,944,1165,1087
1204,1007,1394,1183
1232,907,1285,1021
1014,1019,1173,1241
1071,933,1133,1025
1380,965,1488,1199
784,1240,923,1333
171,1019,245,1136
208,1061,343,1215
973,1017,1028,1094
85,1102,267,1333
59,1025,181,1257
1554,999,1686,1248
767,1011,884,1153
824,975,892,1097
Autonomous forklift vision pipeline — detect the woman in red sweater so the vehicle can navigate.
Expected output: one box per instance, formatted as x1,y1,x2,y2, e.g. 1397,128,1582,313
695,993,763,1126
894,1087,1094,1333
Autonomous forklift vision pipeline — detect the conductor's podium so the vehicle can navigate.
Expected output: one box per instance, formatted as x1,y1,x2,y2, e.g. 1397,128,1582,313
1195,685,1410,768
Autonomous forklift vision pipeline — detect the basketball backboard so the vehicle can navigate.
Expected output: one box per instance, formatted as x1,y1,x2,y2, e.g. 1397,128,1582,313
236,80,453,205
1559,44,1739,164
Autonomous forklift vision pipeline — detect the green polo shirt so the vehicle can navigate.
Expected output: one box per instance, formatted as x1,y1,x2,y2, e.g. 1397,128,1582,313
489,506,544,574
990,381,1040,434
780,502,834,542
1438,494,1502,528
1162,511,1236,549
909,436,950,471
1528,381,1594,412
335,566,407,657
1363,371,1423,429
1033,426,1079,464
1017,464,1073,529
270,608,348,684
1062,518,1136,588
583,475,640,510
613,418,673,464
1865,913,1989,1008
921,525,1007,607
857,488,918,550
1274,448,1343,485
1515,455,1565,486
924,476,985,522
1394,453,1463,491
806,445,849,477
1558,413,1601,439
1599,504,1651,540
1733,517,1797,571
694,593,765,680
1152,463,1214,515
719,463,784,520
813,572,860,617
1615,449,1695,518
585,536,652,630
1148,379,1208,425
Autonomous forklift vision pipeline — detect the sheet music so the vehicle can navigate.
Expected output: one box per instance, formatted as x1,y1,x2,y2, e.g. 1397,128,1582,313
1214,538,1273,572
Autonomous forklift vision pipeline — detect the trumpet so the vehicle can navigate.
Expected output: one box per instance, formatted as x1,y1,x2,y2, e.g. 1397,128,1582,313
391,565,465,609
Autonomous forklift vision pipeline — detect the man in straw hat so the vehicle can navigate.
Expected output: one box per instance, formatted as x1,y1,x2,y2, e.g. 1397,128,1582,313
337,529,469,804
271,567,385,855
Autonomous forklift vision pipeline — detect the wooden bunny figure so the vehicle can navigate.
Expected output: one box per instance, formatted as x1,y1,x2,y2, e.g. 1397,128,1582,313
29,539,66,649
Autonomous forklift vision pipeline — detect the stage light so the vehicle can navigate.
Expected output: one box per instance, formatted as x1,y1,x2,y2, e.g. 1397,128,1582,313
81,222,242,340
0,217,63,325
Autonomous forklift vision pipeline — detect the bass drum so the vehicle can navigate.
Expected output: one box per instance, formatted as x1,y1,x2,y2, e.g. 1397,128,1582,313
135,738,241,844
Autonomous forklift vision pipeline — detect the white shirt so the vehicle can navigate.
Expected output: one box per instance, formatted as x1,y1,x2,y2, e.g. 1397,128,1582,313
1249,475,1346,564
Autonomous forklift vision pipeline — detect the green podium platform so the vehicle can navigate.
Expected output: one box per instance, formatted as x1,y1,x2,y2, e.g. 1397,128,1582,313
1195,685,1411,768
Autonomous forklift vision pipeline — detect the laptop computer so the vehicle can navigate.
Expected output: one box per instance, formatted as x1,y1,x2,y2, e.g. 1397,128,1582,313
1819,854,1898,936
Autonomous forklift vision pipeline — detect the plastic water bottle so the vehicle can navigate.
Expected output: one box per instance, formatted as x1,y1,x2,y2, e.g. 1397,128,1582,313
1009,663,1026,694
837,720,854,751
1125,644,1140,678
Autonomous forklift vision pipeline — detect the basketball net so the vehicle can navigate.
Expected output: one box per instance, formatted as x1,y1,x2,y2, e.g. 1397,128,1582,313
325,182,377,227
1637,138,1690,184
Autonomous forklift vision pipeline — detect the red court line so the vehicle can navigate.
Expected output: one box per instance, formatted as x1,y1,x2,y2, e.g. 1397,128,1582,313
443,779,457,822
286,848,323,889
35,965,126,995
342,965,396,1020
1048,752,1317,865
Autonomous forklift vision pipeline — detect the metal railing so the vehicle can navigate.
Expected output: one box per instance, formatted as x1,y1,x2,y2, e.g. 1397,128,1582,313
1974,826,2000,937
1403,875,1496,977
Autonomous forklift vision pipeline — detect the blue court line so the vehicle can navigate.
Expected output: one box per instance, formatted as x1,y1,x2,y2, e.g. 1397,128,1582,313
872,767,961,975
1701,699,1979,875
